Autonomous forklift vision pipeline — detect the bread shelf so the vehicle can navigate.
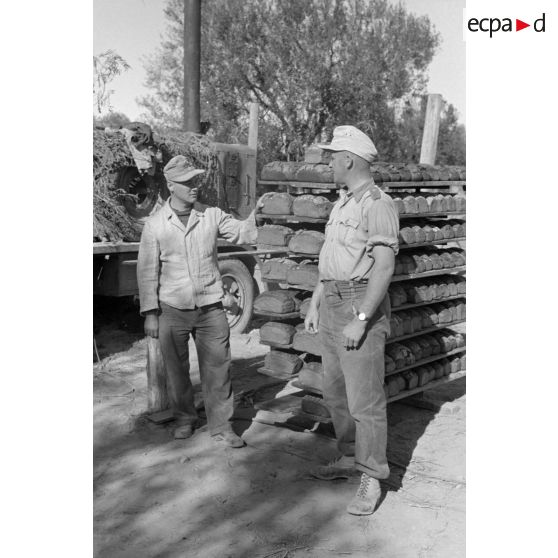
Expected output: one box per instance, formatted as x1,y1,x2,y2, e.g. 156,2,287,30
391,266,466,282
291,370,466,402
386,346,466,377
256,212,466,224
399,237,466,249
258,180,466,189
393,294,466,312
387,320,465,344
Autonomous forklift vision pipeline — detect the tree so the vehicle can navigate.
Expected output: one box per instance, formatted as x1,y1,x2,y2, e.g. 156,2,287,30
139,0,440,161
93,111,131,129
93,50,131,115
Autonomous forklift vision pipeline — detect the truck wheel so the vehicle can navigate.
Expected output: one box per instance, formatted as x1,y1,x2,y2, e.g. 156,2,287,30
219,258,254,334
116,166,168,222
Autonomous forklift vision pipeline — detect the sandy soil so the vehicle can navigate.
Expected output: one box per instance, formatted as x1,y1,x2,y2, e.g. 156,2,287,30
94,313,465,558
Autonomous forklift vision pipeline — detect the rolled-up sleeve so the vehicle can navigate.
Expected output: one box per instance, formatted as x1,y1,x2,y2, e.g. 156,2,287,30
137,220,161,315
217,210,258,245
365,198,400,256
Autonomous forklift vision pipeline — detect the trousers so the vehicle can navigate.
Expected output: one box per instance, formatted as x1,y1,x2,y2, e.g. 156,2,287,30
158,301,233,435
319,281,390,479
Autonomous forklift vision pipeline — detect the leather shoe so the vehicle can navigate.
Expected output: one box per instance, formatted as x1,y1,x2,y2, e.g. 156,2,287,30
174,424,194,440
346,473,381,515
211,430,245,448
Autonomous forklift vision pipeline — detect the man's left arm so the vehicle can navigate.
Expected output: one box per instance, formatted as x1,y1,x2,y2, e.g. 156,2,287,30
343,198,399,349
217,197,266,245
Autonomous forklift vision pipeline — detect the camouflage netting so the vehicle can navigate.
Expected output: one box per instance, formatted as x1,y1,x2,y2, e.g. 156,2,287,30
93,128,225,242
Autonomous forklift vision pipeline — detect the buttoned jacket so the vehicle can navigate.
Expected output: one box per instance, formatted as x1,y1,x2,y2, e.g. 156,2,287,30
137,200,256,314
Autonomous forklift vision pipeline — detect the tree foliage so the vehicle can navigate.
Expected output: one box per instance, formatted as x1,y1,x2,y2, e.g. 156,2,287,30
93,50,131,115
139,0,466,164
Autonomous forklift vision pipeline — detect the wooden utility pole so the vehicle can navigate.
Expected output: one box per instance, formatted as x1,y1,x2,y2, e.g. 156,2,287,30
419,94,443,165
183,0,201,132
248,103,259,150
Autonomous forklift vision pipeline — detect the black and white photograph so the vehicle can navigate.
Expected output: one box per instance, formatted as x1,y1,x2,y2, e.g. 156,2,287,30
92,1,466,556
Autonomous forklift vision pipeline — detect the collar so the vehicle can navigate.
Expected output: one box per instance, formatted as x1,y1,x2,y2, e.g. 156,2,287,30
163,199,205,219
339,179,376,206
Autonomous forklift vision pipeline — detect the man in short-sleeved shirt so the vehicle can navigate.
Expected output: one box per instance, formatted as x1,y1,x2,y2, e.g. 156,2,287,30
138,155,261,448
305,126,399,515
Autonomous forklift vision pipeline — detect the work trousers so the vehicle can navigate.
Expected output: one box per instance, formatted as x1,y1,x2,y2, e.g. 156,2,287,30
319,281,390,479
158,301,233,435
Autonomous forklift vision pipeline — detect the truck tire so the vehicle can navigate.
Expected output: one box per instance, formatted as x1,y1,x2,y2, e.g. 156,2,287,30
116,166,168,222
219,258,255,334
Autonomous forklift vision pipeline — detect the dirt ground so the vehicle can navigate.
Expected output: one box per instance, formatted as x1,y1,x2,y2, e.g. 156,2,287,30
94,306,465,558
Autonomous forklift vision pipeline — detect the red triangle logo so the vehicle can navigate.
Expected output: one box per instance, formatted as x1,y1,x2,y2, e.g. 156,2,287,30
516,19,530,31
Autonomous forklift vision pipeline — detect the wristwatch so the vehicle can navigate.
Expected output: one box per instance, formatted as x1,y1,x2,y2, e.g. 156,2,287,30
357,311,369,322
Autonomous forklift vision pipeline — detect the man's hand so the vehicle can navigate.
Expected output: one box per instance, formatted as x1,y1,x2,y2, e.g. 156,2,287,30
304,304,320,334
144,314,159,338
342,318,367,349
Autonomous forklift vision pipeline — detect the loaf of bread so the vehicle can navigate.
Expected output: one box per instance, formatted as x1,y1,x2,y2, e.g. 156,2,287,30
438,167,451,181
426,196,442,213
422,225,435,241
430,226,444,241
387,377,401,397
448,167,461,181
392,197,405,214
385,355,397,374
288,230,326,255
445,277,458,296
460,354,466,370
406,340,423,361
434,332,457,352
409,311,423,333
433,303,453,324
441,252,455,269
411,225,427,243
432,361,445,379
445,195,457,212
455,276,466,294
389,314,405,338
293,325,323,355
425,365,437,383
439,224,454,239
259,192,294,214
429,252,444,270
261,258,297,282
435,194,448,212
411,254,426,274
450,251,466,267
260,322,296,346
417,337,433,358
449,356,461,374
399,226,416,245
423,335,441,355
454,195,466,212
389,285,408,307
257,224,294,246
394,258,405,276
293,194,333,218
449,221,465,237
419,254,433,271
416,367,430,387
386,343,414,369
454,333,466,348
286,262,319,287
397,312,414,334
403,196,419,214
439,358,451,376
455,301,466,320
264,350,303,376
403,370,419,390
399,254,417,274
254,290,302,314
417,307,437,328
414,196,428,214
295,163,334,183
261,161,288,181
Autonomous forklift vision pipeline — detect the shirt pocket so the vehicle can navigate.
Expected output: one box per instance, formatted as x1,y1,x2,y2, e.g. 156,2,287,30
339,217,360,246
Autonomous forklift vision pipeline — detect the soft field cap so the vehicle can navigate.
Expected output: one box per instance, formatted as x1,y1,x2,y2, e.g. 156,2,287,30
317,125,377,163
163,155,205,183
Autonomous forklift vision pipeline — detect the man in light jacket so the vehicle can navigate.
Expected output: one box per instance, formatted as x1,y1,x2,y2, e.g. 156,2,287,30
137,155,260,447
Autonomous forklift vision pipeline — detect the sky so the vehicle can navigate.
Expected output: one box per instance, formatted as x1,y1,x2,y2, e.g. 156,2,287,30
93,0,466,123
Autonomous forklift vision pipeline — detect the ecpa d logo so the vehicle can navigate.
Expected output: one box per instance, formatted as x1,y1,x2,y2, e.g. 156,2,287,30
467,13,546,37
